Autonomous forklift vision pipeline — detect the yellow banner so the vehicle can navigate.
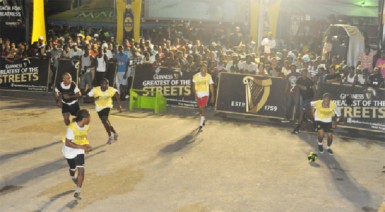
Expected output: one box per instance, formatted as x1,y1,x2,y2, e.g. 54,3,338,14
132,0,142,41
249,0,259,52
31,0,46,44
116,0,126,44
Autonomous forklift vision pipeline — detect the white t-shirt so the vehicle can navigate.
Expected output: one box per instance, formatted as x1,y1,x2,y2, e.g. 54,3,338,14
62,122,86,159
261,38,276,54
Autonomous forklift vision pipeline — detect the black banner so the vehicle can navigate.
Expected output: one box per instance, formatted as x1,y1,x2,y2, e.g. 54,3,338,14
0,0,26,43
56,59,116,87
132,64,196,107
317,83,385,131
215,72,286,118
56,59,79,86
0,58,49,91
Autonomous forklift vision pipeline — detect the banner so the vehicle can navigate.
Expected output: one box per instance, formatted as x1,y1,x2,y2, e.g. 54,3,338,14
56,59,80,86
317,83,385,131
31,0,46,44
56,59,117,87
215,72,286,118
119,0,142,42
0,0,26,43
0,58,49,91
132,64,196,107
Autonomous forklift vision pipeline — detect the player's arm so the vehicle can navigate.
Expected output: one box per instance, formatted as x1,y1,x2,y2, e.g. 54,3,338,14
65,139,92,152
54,87,61,107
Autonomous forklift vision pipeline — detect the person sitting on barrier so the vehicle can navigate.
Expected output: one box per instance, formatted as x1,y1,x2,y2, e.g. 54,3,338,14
368,67,384,90
87,78,121,144
325,65,341,84
55,72,82,126
192,63,215,131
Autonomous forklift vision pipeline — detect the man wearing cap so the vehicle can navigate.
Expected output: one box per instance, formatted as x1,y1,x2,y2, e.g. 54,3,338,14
69,43,83,60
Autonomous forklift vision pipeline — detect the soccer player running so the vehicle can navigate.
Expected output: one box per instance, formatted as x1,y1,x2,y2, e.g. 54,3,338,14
192,63,215,131
88,78,122,144
55,72,82,126
62,109,92,199
311,93,341,155
292,69,316,134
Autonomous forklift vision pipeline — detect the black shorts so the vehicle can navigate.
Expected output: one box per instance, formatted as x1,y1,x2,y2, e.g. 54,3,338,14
62,102,80,116
66,154,85,169
97,108,111,119
315,121,334,133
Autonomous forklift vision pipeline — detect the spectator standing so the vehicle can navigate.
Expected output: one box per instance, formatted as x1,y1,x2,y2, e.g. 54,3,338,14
358,46,376,73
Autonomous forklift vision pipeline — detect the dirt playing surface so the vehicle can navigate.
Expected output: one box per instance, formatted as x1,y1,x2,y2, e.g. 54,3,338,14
0,90,384,211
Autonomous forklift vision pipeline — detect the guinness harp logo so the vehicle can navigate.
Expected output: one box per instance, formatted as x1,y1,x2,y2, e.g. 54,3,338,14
243,76,272,113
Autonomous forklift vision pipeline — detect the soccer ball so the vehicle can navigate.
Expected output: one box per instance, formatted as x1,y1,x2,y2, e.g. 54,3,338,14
307,152,318,162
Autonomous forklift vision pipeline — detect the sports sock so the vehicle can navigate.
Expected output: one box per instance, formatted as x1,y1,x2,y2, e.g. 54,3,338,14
200,116,205,127
75,187,81,193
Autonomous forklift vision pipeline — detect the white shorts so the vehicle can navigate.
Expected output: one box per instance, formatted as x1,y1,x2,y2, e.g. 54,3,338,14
62,145,85,159
116,72,128,87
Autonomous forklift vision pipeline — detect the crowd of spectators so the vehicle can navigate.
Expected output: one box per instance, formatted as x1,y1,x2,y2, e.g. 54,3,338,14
0,22,384,105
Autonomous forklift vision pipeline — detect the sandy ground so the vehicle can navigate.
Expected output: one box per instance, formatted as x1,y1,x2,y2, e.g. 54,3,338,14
0,90,384,212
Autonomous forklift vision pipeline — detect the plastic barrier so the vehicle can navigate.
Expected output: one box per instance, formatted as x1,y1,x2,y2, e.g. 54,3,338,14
129,89,167,113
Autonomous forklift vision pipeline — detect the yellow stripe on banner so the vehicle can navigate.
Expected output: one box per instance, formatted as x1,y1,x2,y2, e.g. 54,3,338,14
267,0,281,38
132,0,142,41
249,0,259,53
116,0,126,45
31,0,46,44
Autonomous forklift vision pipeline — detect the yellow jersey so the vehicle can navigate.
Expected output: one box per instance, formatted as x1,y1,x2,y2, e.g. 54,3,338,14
192,73,213,97
90,86,117,111
311,100,340,122
63,122,89,145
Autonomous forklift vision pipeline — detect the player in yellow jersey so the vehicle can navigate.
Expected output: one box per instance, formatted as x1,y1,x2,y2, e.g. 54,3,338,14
192,63,215,131
62,109,92,199
311,93,341,155
88,78,122,144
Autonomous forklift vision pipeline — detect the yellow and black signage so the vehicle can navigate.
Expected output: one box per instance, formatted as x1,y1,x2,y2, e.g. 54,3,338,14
215,72,286,119
0,58,49,91
132,64,196,107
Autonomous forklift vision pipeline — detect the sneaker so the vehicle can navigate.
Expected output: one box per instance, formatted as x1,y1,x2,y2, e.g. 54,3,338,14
74,191,81,199
281,119,290,123
107,136,113,144
292,129,299,134
113,133,118,141
318,144,324,154
72,177,78,185
198,126,203,132
125,95,130,99
326,148,333,155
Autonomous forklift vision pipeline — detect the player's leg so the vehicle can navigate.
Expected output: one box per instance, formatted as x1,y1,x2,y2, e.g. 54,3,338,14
74,154,85,198
197,96,208,129
326,127,334,155
66,158,77,184
317,122,325,153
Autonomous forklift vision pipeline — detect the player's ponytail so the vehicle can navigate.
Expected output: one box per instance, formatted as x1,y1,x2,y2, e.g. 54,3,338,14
72,109,90,122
